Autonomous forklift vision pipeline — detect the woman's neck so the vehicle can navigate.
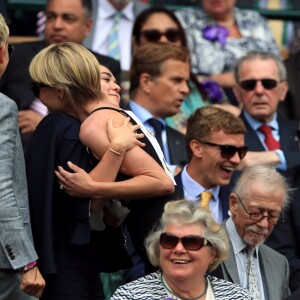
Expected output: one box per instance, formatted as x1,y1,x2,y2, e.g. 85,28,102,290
162,273,207,300
213,11,235,27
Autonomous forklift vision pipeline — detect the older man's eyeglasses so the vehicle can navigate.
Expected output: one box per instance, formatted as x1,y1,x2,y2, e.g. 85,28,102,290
8,44,14,57
235,194,281,225
160,232,210,251
198,141,248,160
30,82,49,98
140,29,180,43
239,79,280,91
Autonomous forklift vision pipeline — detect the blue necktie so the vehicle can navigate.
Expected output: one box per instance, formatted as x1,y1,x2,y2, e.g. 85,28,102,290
148,118,164,154
108,12,122,60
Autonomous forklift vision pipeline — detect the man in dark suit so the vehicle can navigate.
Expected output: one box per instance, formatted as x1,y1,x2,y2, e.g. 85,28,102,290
232,51,300,171
175,106,247,224
0,0,120,150
211,165,291,300
231,51,300,293
126,43,189,172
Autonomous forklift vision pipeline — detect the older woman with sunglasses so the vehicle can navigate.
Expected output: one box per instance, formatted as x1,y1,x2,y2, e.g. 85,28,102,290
111,200,252,300
131,6,239,134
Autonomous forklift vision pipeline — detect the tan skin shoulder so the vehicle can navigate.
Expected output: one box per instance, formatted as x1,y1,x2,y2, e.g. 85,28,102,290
80,109,130,159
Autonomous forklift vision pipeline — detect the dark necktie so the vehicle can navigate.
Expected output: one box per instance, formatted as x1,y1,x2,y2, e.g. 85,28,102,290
258,124,281,150
148,118,164,153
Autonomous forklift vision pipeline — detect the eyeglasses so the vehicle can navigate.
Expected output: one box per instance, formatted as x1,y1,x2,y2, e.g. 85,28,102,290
198,141,248,160
30,82,49,98
8,44,14,57
140,29,180,43
160,232,210,251
239,79,280,91
235,194,281,225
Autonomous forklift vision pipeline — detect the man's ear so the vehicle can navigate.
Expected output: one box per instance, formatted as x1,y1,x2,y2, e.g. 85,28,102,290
229,193,238,215
279,80,289,102
190,139,203,159
139,73,153,94
85,18,93,37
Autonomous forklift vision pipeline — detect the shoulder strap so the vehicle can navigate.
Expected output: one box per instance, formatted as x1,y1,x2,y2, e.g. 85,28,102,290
89,106,123,116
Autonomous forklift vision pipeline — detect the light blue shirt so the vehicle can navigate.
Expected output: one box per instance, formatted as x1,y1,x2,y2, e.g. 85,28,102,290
181,165,223,224
243,111,286,170
226,217,267,300
129,101,172,165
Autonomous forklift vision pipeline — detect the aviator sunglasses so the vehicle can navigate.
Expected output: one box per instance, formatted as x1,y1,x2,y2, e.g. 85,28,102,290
239,79,280,91
30,82,49,98
160,232,210,251
199,141,248,160
140,29,180,43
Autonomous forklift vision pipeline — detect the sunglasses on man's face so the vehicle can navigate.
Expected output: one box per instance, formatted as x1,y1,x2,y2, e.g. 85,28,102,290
199,141,248,160
239,79,280,91
140,29,180,43
8,44,14,57
30,82,49,98
160,232,209,251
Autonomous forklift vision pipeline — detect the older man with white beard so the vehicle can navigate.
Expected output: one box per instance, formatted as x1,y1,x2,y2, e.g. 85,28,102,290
211,165,291,300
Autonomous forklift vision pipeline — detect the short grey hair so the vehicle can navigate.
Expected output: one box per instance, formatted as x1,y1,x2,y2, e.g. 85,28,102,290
233,165,292,208
0,14,9,47
145,200,229,272
234,51,287,82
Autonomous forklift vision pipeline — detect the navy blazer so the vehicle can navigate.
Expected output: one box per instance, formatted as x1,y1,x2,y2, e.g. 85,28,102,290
175,170,231,221
26,113,130,276
241,113,300,170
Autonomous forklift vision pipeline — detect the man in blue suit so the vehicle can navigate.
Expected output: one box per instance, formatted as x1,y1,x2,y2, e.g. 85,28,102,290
0,14,45,300
175,106,247,224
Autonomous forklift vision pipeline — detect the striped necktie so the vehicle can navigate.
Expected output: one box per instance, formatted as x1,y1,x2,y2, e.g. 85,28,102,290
108,12,122,60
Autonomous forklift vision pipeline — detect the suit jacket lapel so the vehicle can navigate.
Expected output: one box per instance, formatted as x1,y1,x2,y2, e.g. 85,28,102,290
222,239,241,285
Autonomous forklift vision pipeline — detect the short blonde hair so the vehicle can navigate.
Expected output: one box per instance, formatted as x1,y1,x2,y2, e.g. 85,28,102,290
0,14,9,46
29,42,102,108
145,200,229,272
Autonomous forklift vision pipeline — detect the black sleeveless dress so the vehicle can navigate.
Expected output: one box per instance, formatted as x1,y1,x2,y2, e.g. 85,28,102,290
89,107,178,271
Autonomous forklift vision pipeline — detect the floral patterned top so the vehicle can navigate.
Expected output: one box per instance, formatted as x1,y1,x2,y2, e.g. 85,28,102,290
176,7,281,75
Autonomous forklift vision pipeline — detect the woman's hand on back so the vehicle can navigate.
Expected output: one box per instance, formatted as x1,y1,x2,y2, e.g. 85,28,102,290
107,117,145,154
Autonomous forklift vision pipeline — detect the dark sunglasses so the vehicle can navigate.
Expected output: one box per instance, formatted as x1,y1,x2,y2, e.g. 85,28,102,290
160,232,209,251
30,82,49,98
239,79,280,91
199,141,248,159
140,29,180,43
8,44,14,57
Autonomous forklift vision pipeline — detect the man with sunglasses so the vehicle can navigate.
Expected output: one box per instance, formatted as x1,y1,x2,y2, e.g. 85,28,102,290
233,51,300,294
233,51,300,171
211,165,291,300
175,106,247,224
0,14,45,300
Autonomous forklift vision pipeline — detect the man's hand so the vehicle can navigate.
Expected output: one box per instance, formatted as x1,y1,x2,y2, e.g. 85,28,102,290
18,110,44,134
20,266,45,298
237,151,281,170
